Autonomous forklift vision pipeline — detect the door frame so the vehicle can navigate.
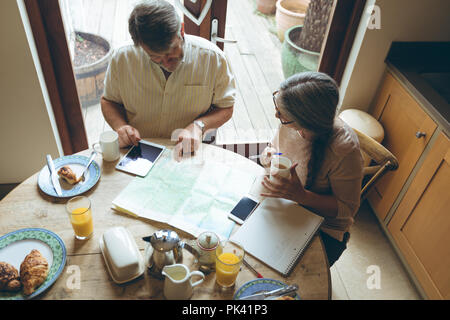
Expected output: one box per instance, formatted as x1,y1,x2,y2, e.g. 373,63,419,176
319,0,367,85
24,0,88,155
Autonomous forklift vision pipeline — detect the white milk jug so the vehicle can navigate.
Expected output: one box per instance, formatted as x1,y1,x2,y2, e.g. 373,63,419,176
162,264,205,300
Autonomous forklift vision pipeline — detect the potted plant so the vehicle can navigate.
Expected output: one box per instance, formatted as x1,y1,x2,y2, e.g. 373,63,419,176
256,0,277,15
275,0,310,42
72,31,113,107
281,0,334,78
281,26,320,78
60,0,113,107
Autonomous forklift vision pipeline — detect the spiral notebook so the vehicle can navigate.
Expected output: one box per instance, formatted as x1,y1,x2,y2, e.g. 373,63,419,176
230,197,324,277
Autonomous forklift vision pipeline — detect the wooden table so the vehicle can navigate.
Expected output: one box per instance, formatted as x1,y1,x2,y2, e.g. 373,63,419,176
0,139,330,300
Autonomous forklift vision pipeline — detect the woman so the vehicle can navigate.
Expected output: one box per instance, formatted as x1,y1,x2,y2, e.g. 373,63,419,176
260,72,363,267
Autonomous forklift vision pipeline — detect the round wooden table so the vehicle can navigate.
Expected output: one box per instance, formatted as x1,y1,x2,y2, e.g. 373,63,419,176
0,139,330,300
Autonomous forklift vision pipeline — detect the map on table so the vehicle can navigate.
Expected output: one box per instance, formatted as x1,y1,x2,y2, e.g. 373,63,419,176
112,149,257,239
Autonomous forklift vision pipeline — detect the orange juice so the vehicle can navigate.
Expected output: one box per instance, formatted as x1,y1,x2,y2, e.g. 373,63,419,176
70,207,93,238
216,252,241,287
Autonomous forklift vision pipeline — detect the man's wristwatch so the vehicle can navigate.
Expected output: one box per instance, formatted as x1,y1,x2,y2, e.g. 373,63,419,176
194,120,205,135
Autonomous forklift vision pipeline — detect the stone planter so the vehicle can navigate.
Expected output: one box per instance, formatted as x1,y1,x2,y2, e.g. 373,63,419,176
281,25,320,78
73,31,113,107
256,0,277,15
275,0,309,42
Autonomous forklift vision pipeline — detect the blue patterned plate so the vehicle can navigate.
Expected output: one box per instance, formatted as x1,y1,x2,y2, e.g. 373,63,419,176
233,278,300,300
38,155,101,198
0,228,67,300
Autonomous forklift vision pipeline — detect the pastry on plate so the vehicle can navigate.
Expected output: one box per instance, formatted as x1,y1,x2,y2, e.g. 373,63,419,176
58,166,80,184
20,249,49,295
0,262,22,292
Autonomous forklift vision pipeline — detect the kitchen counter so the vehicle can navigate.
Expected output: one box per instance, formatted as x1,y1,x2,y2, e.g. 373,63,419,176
385,42,450,135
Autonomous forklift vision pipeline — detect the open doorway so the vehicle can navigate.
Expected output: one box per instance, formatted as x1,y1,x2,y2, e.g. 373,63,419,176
60,0,336,147
31,0,364,154
217,0,336,146
60,0,184,146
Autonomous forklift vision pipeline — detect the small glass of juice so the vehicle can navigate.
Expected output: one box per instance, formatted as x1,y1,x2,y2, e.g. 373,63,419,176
215,240,245,289
66,196,94,240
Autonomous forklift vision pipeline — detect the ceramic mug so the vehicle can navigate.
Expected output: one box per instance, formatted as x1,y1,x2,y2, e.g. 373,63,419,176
269,155,292,181
92,131,120,161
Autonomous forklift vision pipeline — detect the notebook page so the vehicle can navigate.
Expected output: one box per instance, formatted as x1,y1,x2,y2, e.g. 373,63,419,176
230,197,323,275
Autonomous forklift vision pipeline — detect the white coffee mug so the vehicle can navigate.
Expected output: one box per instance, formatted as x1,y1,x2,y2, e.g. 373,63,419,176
93,131,120,161
270,155,292,181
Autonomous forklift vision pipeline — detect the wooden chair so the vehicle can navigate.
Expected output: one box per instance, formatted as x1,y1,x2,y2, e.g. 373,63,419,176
353,128,399,200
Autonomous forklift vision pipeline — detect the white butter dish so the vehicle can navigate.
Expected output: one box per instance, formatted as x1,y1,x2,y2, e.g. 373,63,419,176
99,226,144,284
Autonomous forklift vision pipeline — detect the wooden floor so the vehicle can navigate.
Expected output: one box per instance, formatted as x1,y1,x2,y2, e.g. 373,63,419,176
68,0,283,146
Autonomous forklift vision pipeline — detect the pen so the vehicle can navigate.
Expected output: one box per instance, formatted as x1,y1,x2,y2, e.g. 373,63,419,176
243,259,264,278
249,152,282,160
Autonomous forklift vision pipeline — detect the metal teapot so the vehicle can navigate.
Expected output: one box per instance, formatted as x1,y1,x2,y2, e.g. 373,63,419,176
143,229,185,279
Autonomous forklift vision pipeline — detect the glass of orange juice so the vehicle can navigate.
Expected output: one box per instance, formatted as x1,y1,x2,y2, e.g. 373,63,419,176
215,240,245,288
66,196,94,240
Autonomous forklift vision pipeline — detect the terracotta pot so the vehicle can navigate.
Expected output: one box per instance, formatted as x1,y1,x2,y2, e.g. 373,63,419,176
256,0,277,15
281,25,320,78
275,0,309,42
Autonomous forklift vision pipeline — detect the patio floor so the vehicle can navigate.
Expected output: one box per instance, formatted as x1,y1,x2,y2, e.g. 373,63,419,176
68,0,283,146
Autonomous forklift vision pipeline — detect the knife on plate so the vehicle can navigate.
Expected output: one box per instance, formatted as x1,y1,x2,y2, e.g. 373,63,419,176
46,154,62,196
239,284,299,300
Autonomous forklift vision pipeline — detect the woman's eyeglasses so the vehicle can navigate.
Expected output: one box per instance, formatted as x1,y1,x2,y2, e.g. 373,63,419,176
273,91,295,125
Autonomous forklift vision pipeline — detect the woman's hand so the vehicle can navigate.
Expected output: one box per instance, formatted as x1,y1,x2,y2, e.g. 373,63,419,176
260,146,278,168
261,163,307,204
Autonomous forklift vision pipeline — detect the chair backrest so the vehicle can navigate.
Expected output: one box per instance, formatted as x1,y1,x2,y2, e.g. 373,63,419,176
353,128,399,200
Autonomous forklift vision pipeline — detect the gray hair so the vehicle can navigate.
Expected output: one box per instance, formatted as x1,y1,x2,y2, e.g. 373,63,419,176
128,0,182,52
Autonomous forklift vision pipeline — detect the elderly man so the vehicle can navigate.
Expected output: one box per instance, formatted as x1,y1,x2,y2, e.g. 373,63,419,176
101,0,235,159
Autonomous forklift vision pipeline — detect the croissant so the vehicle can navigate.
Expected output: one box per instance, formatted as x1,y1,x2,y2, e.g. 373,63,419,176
20,250,49,295
0,262,21,292
58,166,80,184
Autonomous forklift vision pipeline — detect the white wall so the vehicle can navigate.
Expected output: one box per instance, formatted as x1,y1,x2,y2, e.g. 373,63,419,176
0,1,61,183
340,0,450,113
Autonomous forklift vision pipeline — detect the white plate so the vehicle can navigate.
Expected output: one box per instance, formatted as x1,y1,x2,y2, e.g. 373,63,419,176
38,155,101,198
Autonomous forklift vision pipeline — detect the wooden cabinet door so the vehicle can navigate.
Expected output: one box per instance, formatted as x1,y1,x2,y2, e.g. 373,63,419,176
388,132,450,300
368,72,437,221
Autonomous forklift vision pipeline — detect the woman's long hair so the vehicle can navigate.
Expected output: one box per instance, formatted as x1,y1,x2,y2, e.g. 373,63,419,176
279,72,339,190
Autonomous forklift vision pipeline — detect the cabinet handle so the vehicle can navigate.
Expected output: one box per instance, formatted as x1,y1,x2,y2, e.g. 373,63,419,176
415,131,426,139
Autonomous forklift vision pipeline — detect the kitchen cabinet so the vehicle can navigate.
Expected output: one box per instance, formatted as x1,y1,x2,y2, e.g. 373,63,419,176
368,72,437,221
387,132,450,300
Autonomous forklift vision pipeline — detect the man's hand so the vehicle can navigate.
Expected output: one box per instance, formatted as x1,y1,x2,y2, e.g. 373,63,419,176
116,125,141,148
173,123,203,161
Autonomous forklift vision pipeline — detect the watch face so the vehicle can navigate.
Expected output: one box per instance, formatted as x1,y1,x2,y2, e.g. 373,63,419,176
195,120,205,130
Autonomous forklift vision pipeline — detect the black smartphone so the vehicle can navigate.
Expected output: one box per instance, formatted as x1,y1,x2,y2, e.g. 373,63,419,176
228,195,259,224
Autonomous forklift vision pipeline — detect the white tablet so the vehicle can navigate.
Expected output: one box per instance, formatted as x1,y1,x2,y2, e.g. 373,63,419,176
115,140,166,177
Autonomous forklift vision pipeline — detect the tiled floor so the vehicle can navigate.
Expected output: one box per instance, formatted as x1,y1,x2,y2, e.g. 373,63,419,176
330,200,422,300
